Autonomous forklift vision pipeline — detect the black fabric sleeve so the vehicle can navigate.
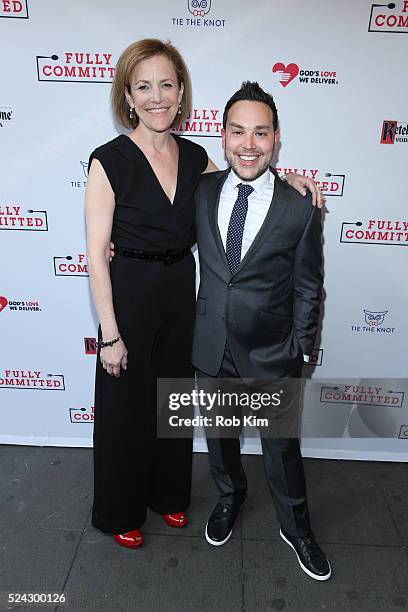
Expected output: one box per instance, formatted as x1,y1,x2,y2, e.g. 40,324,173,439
197,143,208,173
88,148,117,193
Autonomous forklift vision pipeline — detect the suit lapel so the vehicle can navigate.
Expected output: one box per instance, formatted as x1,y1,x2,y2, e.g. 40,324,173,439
206,169,230,273
232,169,289,277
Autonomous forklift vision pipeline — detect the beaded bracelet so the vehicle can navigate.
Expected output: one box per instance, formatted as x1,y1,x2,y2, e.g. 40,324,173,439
98,334,121,349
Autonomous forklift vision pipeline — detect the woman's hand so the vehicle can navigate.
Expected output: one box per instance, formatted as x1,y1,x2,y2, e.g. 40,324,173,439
100,338,128,378
284,173,325,208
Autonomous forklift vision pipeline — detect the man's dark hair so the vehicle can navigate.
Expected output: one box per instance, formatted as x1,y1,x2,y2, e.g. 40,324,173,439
222,81,279,131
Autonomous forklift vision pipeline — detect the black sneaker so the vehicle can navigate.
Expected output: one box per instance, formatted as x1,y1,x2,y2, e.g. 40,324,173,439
280,528,332,581
205,502,241,546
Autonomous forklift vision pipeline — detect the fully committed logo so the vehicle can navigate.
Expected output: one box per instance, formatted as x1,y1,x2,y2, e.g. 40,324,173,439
84,337,97,355
0,295,42,313
53,254,88,277
369,1,408,33
276,167,345,196
0,205,48,231
380,120,408,144
399,425,408,439
172,108,222,138
351,309,395,335
340,219,408,245
320,384,404,407
0,0,29,18
272,62,339,88
70,406,94,423
305,349,323,367
36,52,115,83
0,370,65,390
0,107,13,128
172,0,225,27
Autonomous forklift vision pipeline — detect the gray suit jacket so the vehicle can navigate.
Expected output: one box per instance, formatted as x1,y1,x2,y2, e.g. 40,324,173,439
191,167,323,379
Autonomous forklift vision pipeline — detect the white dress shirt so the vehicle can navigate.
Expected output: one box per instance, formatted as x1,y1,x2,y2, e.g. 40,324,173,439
217,168,310,363
218,168,274,258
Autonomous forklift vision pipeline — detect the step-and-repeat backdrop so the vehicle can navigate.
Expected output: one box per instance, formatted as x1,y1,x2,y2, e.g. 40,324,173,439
1,0,407,460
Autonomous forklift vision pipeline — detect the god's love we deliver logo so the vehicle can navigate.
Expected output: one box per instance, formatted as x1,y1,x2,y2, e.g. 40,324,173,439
272,62,339,88
0,295,42,314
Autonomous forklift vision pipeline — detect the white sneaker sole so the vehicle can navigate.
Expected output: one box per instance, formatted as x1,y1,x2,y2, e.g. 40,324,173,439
205,522,233,546
279,529,332,581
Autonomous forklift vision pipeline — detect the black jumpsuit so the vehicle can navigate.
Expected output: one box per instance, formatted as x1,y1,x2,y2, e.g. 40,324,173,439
89,134,207,533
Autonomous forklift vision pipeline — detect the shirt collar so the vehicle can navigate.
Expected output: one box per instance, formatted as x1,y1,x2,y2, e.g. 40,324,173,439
227,167,273,195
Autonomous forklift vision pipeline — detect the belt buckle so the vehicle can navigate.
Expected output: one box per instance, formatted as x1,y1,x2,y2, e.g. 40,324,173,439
163,249,176,265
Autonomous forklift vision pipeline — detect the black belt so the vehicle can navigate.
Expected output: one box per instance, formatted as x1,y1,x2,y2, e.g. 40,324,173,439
117,246,191,265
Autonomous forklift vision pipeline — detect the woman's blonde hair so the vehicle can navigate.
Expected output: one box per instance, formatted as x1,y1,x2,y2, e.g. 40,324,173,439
111,39,192,129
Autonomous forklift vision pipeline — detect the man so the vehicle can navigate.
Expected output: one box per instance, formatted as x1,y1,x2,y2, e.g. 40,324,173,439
192,81,331,581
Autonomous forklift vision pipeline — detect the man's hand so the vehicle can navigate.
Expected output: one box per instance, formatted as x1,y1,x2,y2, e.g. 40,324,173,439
284,173,325,208
109,241,115,262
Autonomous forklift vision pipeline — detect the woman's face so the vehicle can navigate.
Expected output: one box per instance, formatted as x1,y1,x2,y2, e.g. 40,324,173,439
125,54,183,133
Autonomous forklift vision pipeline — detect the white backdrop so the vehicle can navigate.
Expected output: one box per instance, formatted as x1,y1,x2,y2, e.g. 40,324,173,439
1,0,407,460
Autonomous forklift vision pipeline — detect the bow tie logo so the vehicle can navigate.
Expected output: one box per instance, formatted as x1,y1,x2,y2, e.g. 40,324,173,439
188,0,212,17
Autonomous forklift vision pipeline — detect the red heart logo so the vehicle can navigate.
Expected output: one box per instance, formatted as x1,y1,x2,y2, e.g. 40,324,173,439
272,62,299,87
0,296,8,313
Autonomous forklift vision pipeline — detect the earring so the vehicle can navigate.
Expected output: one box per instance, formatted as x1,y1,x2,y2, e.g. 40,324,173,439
178,103,182,115
129,107,134,120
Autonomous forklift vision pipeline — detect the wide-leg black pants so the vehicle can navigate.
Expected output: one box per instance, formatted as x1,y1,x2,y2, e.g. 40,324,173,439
92,253,195,534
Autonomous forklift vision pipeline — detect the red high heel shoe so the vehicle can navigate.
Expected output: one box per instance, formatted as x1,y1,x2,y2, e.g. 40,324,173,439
113,528,143,548
162,512,188,528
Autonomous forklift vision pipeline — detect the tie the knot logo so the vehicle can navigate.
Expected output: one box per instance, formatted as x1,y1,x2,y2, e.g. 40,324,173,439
188,0,211,16
363,309,388,326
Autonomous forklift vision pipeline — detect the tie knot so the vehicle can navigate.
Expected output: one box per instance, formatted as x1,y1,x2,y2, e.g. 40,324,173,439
237,183,254,199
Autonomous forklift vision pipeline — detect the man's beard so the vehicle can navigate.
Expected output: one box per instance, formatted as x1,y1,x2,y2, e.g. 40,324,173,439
226,154,271,182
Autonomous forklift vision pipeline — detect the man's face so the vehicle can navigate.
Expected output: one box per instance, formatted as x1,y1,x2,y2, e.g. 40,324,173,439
222,100,279,181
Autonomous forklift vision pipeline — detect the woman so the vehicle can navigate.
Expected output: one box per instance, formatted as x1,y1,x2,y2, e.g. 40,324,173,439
85,39,321,549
